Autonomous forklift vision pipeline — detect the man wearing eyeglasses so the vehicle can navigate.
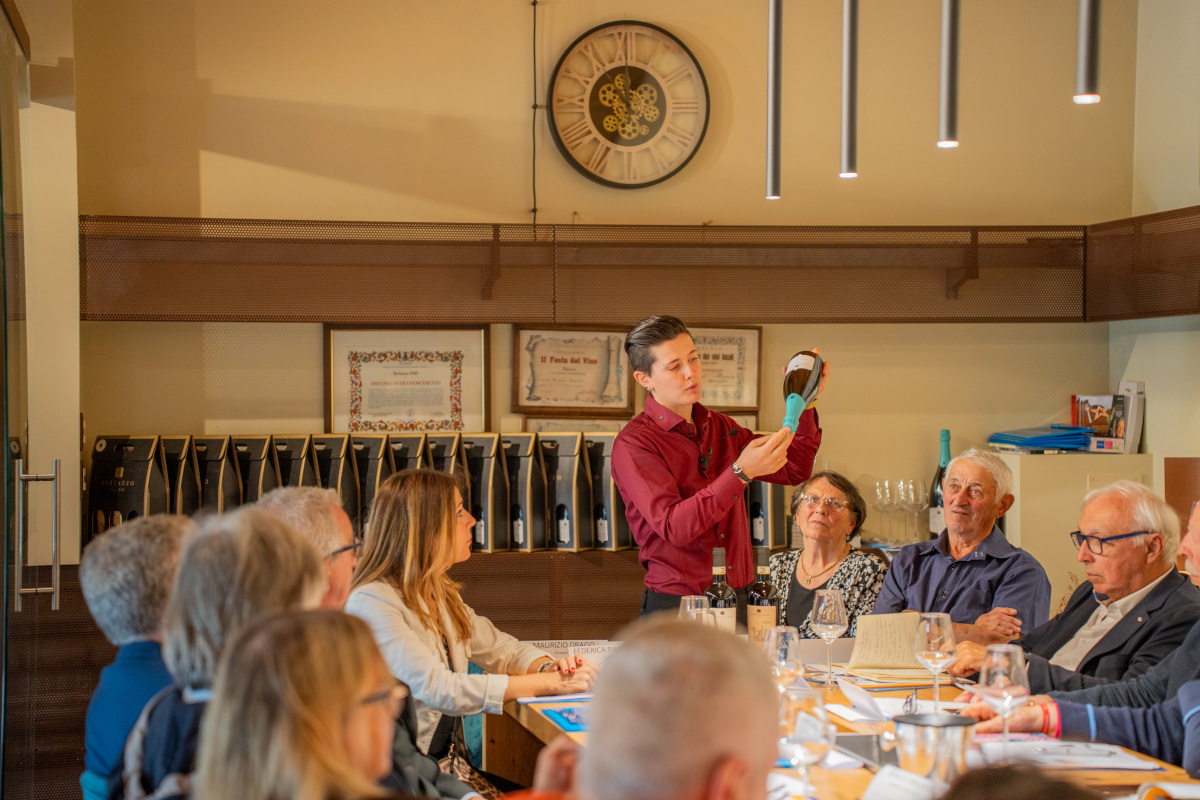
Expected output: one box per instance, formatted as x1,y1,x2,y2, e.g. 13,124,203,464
949,481,1200,692
258,486,361,609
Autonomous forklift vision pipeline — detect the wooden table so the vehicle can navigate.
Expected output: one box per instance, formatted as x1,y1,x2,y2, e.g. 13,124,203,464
484,684,1197,798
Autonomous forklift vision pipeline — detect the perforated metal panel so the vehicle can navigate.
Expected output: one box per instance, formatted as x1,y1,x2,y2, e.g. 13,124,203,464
80,216,1088,324
1086,205,1200,321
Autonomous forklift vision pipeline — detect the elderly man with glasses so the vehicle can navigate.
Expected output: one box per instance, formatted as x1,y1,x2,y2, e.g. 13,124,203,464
871,449,1051,644
258,486,361,609
949,481,1200,692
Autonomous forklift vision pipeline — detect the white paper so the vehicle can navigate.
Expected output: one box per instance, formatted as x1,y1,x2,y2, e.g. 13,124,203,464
516,692,594,704
862,764,942,800
1137,783,1200,800
968,740,1164,771
835,678,964,721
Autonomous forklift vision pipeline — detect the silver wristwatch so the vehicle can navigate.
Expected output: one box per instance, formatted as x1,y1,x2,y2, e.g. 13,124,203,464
730,462,750,484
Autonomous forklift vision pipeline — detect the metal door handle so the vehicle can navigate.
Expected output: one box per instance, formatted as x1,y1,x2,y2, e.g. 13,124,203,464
14,458,60,611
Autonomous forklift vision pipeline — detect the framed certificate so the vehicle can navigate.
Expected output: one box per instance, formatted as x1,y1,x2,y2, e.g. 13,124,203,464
690,326,762,412
513,326,634,417
521,416,628,433
324,326,489,433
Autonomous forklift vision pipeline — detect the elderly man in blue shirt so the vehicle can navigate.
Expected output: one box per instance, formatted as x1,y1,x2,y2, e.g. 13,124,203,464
872,448,1051,644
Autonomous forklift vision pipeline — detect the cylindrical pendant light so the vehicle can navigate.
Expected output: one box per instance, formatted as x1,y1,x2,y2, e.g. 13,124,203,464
1074,0,1101,104
766,0,782,199
840,0,858,178
937,0,960,148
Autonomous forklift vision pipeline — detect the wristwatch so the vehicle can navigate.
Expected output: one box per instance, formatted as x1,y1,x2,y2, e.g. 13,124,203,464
730,462,751,484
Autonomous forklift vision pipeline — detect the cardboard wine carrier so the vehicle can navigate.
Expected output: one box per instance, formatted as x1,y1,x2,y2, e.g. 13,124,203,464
88,435,170,540
160,435,201,516
193,436,243,513
234,435,282,503
274,435,320,487
389,433,431,472
583,433,634,551
312,434,360,534
539,432,594,551
502,433,548,552
463,433,509,552
352,434,394,529
426,433,470,508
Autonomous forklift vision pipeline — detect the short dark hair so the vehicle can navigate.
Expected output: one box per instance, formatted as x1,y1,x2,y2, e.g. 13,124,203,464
941,766,1101,800
790,471,868,539
625,316,691,375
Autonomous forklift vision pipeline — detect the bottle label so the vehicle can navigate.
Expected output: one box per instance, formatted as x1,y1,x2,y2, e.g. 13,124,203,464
558,518,571,544
747,605,777,646
597,519,609,543
712,566,727,576
474,519,485,546
752,517,765,542
712,607,736,634
786,353,816,373
929,506,945,535
758,566,770,577
513,519,525,545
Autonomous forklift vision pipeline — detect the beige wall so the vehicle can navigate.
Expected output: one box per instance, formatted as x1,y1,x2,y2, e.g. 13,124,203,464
72,0,1139,225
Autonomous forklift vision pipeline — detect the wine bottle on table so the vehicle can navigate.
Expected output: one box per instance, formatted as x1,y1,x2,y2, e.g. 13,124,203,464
704,547,738,634
928,429,951,538
746,547,780,647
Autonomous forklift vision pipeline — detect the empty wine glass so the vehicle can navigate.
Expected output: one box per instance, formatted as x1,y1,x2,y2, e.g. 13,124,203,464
811,589,848,689
978,644,1030,764
899,479,930,545
762,626,803,693
678,595,715,626
777,687,835,800
913,612,956,713
872,480,900,544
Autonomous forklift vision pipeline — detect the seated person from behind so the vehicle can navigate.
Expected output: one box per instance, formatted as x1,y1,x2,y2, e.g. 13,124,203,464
80,515,194,800
949,481,1200,692
257,486,360,609
769,471,887,637
872,449,1051,644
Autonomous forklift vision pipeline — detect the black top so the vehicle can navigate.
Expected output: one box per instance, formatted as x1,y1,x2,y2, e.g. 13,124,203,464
786,570,824,629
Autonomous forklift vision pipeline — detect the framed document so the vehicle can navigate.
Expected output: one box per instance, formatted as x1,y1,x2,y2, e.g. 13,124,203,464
324,326,488,433
521,416,627,433
690,326,761,412
513,327,634,417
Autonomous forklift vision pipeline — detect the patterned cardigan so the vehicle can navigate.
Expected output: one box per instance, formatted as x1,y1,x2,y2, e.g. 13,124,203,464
768,548,888,638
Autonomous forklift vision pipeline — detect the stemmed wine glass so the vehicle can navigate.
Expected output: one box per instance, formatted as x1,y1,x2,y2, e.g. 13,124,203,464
913,612,956,713
898,479,929,545
762,626,803,694
977,644,1030,764
678,595,715,626
777,687,835,800
872,481,900,544
811,589,848,688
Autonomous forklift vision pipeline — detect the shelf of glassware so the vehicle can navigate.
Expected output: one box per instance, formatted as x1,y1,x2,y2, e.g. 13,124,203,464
996,452,1153,614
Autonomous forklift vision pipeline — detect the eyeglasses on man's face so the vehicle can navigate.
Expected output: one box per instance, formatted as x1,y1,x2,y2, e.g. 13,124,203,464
359,683,408,717
1069,530,1151,555
799,494,849,513
327,538,364,559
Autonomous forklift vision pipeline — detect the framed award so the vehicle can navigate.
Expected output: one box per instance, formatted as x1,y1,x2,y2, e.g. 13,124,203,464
547,21,710,189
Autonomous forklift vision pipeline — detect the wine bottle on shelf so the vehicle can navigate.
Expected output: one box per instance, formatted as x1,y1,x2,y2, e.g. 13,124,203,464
704,547,738,634
928,429,951,538
473,505,485,547
511,506,526,546
556,505,571,545
746,547,780,647
595,505,610,545
750,501,765,543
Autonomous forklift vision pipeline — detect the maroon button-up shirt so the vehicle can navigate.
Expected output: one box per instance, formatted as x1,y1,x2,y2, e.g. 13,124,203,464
611,395,822,595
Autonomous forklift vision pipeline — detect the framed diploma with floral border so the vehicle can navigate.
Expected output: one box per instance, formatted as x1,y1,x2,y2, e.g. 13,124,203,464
324,325,489,433
521,416,628,433
690,326,761,412
513,326,634,417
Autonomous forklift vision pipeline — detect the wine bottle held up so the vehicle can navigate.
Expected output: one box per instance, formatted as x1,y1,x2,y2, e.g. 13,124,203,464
704,547,738,634
781,350,824,431
746,547,780,647
928,429,951,538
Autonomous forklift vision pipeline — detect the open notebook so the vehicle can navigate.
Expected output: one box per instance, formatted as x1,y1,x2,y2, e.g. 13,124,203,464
841,613,939,684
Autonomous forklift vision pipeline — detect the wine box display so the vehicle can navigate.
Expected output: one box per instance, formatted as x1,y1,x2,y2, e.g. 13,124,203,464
539,432,594,551
351,434,394,528
274,435,320,487
234,435,282,503
427,433,470,508
194,435,243,513
312,435,361,535
502,433,549,552
389,433,431,472
463,433,510,552
583,433,633,551
747,434,791,550
87,435,170,541
160,435,201,516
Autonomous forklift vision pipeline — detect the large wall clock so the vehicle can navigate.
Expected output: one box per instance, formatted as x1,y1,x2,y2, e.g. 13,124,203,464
547,21,710,189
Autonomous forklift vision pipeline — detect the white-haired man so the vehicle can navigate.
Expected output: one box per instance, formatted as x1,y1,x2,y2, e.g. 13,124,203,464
949,481,1200,692
872,448,1051,644
515,617,778,800
258,486,359,609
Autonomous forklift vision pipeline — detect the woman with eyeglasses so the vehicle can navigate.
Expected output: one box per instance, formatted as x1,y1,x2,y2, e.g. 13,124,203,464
346,469,596,794
769,471,888,636
194,609,410,800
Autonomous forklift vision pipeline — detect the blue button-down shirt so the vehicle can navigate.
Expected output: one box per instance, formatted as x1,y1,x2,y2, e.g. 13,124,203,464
872,525,1051,629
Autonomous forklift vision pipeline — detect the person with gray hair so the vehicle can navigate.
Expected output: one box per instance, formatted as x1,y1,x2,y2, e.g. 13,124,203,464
949,480,1200,691
518,618,778,800
872,448,1051,644
257,486,359,609
81,515,195,800
108,507,325,800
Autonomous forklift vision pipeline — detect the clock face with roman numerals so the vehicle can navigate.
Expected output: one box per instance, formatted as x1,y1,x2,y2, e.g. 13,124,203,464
548,21,710,189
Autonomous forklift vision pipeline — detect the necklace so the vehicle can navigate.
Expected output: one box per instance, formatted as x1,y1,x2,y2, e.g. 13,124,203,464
799,544,850,586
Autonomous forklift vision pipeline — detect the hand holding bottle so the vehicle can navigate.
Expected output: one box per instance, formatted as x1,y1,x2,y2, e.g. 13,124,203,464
735,427,795,480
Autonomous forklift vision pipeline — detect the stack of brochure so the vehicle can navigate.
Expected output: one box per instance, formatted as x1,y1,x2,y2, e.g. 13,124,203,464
987,425,1092,453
